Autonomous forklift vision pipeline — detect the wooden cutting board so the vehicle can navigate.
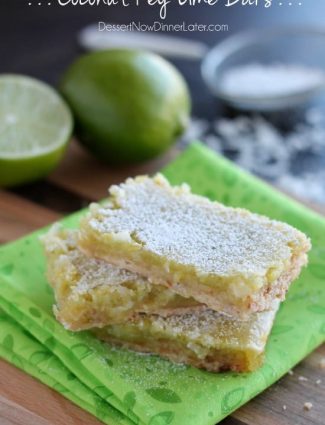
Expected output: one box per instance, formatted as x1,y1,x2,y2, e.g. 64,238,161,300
1,141,324,425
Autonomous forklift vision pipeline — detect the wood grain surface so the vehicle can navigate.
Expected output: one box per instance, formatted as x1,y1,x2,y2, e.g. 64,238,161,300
0,142,324,425
49,140,178,202
0,190,61,244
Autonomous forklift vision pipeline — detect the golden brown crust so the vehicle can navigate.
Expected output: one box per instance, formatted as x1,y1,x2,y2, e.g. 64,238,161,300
247,252,308,311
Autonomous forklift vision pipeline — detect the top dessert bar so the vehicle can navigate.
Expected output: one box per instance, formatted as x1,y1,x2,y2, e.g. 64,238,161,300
79,174,311,319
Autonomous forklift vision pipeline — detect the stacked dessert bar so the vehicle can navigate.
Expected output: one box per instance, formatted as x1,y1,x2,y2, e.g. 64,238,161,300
42,175,310,372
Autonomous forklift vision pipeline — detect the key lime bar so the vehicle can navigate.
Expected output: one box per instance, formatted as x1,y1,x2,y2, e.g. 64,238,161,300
41,225,202,331
93,303,279,372
79,174,311,319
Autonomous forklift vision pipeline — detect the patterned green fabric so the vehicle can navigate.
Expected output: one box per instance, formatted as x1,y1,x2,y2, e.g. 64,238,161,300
0,142,324,425
0,310,132,425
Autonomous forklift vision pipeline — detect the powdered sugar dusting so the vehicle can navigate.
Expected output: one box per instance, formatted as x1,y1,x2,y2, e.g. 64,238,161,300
73,252,147,294
88,175,307,278
144,304,278,350
42,224,149,294
104,302,279,355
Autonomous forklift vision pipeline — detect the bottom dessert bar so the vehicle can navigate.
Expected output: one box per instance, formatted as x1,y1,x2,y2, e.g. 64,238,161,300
41,225,202,330
93,304,279,373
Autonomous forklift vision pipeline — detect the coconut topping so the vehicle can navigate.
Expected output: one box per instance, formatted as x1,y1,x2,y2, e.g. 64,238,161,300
111,302,279,351
42,225,149,294
87,174,309,278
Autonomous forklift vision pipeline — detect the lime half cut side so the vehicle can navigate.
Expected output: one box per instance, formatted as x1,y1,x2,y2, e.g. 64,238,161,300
0,75,73,187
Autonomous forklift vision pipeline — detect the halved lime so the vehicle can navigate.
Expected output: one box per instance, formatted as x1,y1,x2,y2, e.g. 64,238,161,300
0,75,73,187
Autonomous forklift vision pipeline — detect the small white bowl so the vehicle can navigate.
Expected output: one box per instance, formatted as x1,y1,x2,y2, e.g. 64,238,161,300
201,27,325,111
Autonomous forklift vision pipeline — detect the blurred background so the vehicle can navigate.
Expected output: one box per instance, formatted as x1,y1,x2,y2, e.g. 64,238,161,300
3,0,325,116
1,0,325,213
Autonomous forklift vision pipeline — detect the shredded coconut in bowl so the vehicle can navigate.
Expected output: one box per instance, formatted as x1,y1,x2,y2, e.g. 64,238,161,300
219,63,325,100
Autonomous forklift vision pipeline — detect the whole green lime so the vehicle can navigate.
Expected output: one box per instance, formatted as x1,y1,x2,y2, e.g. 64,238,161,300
60,49,191,164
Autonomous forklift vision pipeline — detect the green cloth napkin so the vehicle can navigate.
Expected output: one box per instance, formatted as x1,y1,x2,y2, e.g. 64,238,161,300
0,142,324,425
0,309,133,425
